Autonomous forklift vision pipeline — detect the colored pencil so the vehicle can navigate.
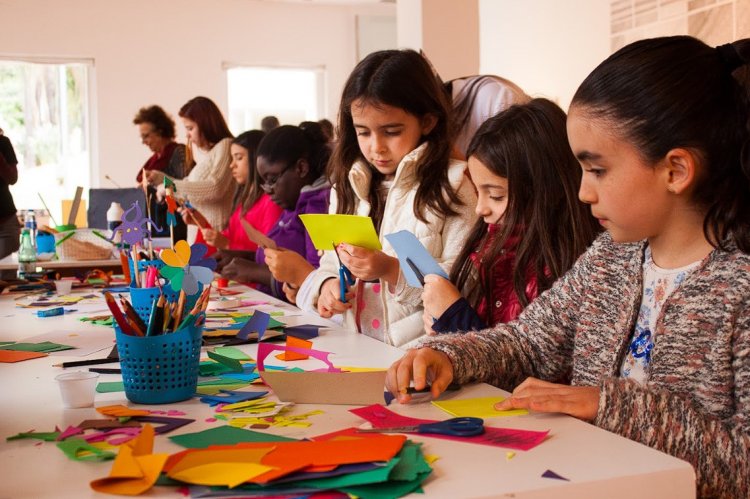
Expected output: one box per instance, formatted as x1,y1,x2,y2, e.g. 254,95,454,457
103,291,135,335
118,294,147,334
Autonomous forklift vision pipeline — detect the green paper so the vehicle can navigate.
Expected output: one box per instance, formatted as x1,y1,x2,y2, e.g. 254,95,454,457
231,315,285,329
341,470,432,499
199,361,235,377
169,425,297,449
96,381,125,393
213,346,252,360
207,350,244,372
388,441,432,482
299,458,398,489
56,438,116,461
2,341,73,353
7,430,61,442
80,316,114,326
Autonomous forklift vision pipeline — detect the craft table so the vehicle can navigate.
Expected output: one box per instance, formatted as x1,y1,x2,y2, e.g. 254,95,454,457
0,253,121,277
0,285,696,498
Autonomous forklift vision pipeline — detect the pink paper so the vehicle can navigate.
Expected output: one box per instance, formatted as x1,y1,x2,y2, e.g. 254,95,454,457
257,343,342,373
350,404,549,452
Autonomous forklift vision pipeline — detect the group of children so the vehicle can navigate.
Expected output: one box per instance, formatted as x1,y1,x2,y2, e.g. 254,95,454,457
136,35,749,497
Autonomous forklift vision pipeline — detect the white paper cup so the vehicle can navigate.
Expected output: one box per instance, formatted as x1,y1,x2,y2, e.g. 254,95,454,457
54,279,73,295
55,371,99,408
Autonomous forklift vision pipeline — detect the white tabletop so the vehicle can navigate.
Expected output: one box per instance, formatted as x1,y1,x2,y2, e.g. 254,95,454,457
0,253,121,270
0,285,696,498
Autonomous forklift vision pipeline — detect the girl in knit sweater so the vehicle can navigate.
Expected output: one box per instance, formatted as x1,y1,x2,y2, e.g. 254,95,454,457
387,36,750,498
423,98,599,335
294,49,476,348
145,96,234,234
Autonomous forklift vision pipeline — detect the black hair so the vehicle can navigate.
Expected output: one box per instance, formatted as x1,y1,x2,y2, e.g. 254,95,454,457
257,121,331,180
328,49,461,231
571,36,750,252
451,98,600,317
231,130,266,215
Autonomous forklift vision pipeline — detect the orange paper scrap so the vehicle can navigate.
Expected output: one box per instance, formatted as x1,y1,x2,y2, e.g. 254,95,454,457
97,405,151,417
90,425,169,496
0,350,48,362
167,447,275,487
275,336,313,361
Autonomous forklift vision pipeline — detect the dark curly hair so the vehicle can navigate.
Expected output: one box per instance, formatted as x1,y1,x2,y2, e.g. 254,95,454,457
132,105,176,139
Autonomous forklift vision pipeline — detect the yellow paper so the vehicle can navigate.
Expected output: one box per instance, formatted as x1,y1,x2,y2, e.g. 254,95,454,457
167,448,274,488
432,396,528,418
90,425,168,496
299,214,382,251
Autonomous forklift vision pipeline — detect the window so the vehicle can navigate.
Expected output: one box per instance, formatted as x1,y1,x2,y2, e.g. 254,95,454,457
226,66,325,133
0,59,92,226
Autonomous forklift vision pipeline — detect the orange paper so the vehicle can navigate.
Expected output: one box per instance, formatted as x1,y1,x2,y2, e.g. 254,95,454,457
0,350,48,362
96,405,151,417
275,336,312,361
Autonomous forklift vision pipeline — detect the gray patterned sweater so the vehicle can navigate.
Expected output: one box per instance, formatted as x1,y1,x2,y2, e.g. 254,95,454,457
419,232,750,498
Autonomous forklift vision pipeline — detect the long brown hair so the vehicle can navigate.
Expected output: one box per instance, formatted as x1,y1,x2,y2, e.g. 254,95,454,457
451,98,599,318
231,130,265,216
327,49,462,230
178,96,233,149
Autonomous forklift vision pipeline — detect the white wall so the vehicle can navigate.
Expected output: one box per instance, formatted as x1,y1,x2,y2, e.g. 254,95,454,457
478,0,610,110
1,0,394,188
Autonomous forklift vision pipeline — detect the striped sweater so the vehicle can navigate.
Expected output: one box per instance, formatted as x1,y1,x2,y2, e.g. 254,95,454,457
419,232,750,498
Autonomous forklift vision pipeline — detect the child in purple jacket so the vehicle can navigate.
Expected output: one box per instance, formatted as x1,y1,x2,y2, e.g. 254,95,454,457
220,122,331,300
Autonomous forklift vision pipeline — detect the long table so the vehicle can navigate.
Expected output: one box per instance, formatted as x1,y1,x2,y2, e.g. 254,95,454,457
0,284,696,498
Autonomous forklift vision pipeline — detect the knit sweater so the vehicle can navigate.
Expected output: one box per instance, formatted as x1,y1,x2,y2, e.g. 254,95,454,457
170,137,233,230
419,232,750,498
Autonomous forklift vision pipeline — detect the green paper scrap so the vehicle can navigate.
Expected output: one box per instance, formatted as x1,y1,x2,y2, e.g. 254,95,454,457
80,315,114,326
230,315,285,329
299,457,399,489
388,441,431,482
195,383,249,395
0,341,14,347
7,430,61,442
56,438,116,461
169,425,297,449
341,470,431,499
96,381,125,393
299,214,382,251
1,341,73,353
213,346,252,360
199,361,235,377
207,350,244,372
432,396,528,418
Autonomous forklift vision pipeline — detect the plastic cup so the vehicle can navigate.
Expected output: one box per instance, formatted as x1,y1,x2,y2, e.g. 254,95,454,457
54,279,73,295
216,277,228,288
55,371,99,408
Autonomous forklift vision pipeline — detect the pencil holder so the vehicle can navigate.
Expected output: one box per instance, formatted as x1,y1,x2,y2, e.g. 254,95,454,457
128,258,165,279
114,323,203,404
128,285,178,322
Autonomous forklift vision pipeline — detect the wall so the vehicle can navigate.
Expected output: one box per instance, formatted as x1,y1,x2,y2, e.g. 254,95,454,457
0,0,394,188
478,0,610,110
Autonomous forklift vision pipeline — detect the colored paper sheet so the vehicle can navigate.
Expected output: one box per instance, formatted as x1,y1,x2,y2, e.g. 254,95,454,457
0,349,47,362
299,214,382,251
131,416,195,435
169,425,297,449
350,405,549,451
96,381,125,393
542,469,570,481
97,405,150,417
0,341,73,352
57,438,116,462
257,343,387,405
7,430,61,442
207,350,244,372
168,447,275,487
213,346,253,360
284,324,322,340
237,310,271,341
384,230,448,288
199,390,268,406
90,425,169,495
275,336,313,361
432,396,528,418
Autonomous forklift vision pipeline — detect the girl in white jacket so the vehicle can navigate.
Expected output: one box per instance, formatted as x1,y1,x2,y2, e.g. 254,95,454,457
295,49,476,348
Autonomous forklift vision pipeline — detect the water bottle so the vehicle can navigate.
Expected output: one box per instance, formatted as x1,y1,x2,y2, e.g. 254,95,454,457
23,210,37,251
17,228,37,280
107,202,124,244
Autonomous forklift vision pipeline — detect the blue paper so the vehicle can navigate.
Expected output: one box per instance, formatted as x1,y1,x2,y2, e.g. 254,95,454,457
198,389,268,406
284,324,321,340
237,311,271,341
385,230,448,288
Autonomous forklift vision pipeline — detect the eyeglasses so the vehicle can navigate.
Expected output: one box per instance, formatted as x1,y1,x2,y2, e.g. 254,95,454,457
260,162,296,193
140,129,157,141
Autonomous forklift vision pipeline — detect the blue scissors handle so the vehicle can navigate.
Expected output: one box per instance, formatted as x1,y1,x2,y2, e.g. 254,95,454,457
338,265,355,303
416,417,484,437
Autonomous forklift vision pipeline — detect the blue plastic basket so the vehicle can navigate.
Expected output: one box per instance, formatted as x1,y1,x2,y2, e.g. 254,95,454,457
128,284,202,323
114,323,203,404
128,258,165,280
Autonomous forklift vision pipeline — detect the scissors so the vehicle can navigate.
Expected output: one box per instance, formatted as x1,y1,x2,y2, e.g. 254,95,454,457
333,242,355,303
357,417,484,437
405,257,425,286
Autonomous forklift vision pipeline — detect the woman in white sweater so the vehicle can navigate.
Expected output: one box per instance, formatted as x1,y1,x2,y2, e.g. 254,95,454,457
146,96,233,233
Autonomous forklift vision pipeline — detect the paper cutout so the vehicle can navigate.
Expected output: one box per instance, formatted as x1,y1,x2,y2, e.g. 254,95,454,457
207,350,244,372
109,201,160,246
159,241,217,295
0,350,47,362
7,430,61,442
237,310,271,341
257,343,387,405
78,420,141,431
169,425,297,449
199,390,268,407
542,469,570,481
299,214,382,251
351,405,549,451
96,405,151,417
168,447,275,487
384,230,448,288
241,219,277,250
96,381,125,393
432,396,528,418
213,346,252,360
275,336,313,361
57,437,116,461
131,416,195,435
284,324,322,340
90,425,169,495
0,341,72,352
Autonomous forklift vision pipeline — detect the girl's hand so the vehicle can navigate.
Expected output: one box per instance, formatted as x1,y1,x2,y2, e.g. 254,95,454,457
220,258,258,283
282,282,298,304
494,377,600,421
215,250,234,272
422,274,461,318
265,248,314,287
422,309,437,335
202,229,228,249
145,170,164,186
337,243,399,285
317,277,354,318
385,348,454,404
